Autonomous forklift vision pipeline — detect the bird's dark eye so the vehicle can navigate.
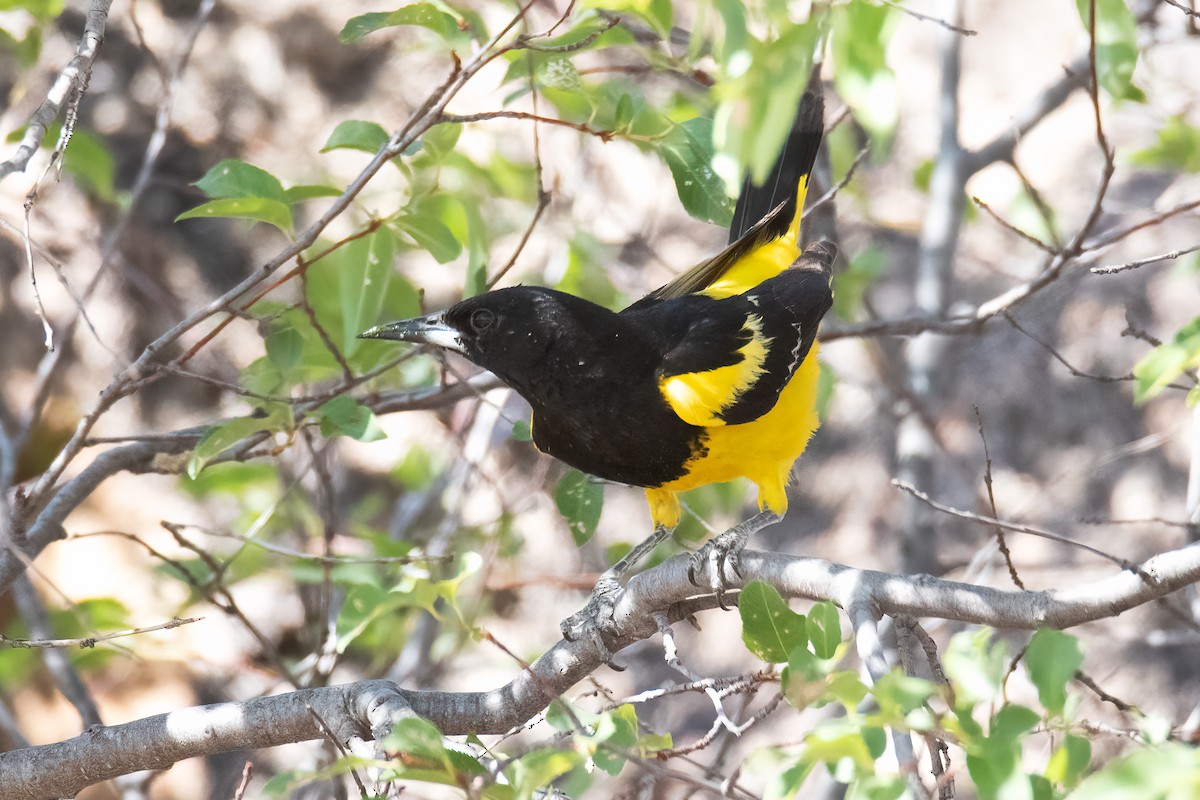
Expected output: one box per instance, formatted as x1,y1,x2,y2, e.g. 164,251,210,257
470,308,496,333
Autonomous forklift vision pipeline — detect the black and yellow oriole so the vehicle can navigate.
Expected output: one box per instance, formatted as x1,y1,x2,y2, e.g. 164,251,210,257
362,85,832,634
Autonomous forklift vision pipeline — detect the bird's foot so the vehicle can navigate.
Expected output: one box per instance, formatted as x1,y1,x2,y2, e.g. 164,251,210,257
688,511,782,608
561,575,624,669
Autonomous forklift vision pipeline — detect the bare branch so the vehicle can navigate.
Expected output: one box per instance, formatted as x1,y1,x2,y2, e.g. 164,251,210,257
4,539,1200,797
11,576,102,728
0,613,201,650
893,480,1143,571
1,436,198,595
0,0,113,180
1091,244,1200,275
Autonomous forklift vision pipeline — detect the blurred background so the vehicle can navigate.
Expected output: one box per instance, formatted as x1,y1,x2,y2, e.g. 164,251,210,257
1,0,1198,797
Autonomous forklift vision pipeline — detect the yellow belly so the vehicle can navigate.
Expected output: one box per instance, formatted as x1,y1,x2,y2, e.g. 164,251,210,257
645,342,821,528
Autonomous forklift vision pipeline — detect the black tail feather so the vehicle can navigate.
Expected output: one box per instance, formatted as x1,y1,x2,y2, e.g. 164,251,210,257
728,74,825,244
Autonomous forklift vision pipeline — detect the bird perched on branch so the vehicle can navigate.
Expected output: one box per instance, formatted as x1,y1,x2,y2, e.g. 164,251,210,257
362,79,833,650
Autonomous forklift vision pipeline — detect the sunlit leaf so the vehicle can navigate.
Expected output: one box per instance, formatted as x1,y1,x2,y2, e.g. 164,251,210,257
392,213,462,264
832,0,899,146
317,395,387,442
341,4,465,44
1025,629,1082,716
176,197,294,233
188,414,283,479
806,601,842,659
739,580,807,663
1132,317,1200,403
554,469,603,546
193,158,286,201
1130,115,1200,172
1075,0,1142,101
1046,734,1091,788
322,120,389,153
657,117,735,225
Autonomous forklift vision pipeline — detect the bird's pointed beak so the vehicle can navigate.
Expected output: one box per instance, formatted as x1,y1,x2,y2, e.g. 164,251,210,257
358,313,464,353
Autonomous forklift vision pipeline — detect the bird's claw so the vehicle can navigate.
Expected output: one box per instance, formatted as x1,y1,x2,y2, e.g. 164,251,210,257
561,576,624,669
688,527,751,607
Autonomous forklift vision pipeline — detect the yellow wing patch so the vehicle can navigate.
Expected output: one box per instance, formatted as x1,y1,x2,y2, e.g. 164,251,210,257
659,315,771,427
700,175,809,300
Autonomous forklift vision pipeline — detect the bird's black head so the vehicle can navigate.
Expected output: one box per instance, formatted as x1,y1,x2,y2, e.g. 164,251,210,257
360,286,606,391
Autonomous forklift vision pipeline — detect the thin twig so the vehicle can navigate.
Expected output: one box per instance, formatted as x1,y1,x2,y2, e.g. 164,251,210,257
441,110,615,142
809,142,869,214
1162,0,1200,18
975,407,1024,589
231,762,253,800
0,615,201,649
972,196,1055,253
892,479,1146,573
1075,670,1139,714
878,0,977,34
307,705,370,798
1090,244,1200,275
1084,198,1200,252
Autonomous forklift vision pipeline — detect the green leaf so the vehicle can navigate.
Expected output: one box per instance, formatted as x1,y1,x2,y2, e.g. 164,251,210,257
337,228,398,354
322,120,390,153
317,396,387,442
657,117,735,225
62,127,115,202
806,601,842,659
967,740,1029,800
943,628,1008,707
392,214,462,264
1046,734,1091,787
336,583,435,652
870,670,936,718
832,0,900,145
265,322,305,373
179,462,278,499
193,158,286,202
187,415,281,479
739,580,807,663
307,230,420,374
1133,317,1200,403
1068,743,1200,800
826,671,870,709
382,716,453,773
554,469,603,546
714,21,822,185
1130,115,1200,172
176,197,293,233
992,703,1041,741
1075,0,1142,101
341,4,465,44
422,122,461,160
283,184,343,203
510,748,583,800
782,644,823,707
803,728,875,771
1025,629,1083,716
581,0,671,38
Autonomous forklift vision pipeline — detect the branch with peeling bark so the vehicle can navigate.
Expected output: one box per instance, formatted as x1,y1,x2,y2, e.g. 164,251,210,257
2,540,1197,799
0,0,113,181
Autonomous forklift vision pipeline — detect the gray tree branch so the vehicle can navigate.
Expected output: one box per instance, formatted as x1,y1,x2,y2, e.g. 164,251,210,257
3,538,1198,798
0,0,113,181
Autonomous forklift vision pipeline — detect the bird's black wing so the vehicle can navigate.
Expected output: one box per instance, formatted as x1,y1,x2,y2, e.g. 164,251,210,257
654,243,835,427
